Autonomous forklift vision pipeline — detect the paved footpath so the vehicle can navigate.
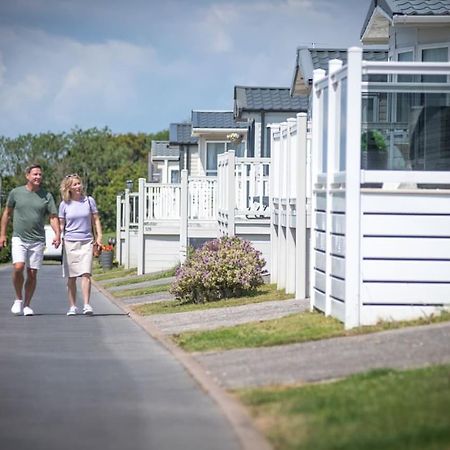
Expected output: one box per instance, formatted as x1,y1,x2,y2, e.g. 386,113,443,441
0,265,269,450
146,298,309,334
195,321,450,389
99,273,450,392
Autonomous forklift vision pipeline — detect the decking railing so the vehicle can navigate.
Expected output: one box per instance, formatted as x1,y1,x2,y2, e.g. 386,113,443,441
117,156,272,272
217,151,270,236
311,47,450,328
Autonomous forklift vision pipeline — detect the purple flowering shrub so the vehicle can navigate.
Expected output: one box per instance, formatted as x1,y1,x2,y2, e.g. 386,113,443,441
170,236,266,303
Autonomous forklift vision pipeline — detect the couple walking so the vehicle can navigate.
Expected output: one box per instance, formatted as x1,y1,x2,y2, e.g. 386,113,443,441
0,165,103,316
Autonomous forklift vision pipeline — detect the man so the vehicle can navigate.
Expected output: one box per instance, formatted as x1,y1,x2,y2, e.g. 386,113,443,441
0,164,61,316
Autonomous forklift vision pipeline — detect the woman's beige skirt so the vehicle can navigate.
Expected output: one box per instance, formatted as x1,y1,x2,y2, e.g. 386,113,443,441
63,240,93,278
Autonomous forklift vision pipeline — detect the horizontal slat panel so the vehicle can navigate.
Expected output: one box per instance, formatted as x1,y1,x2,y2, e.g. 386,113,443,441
331,277,345,301
332,235,345,257
362,237,450,259
362,192,450,214
361,283,450,304
362,214,450,237
331,298,345,322
331,193,345,213
332,213,346,234
313,289,326,312
331,256,345,279
315,251,326,271
315,231,326,251
315,270,326,292
362,260,450,282
316,212,326,231
360,305,447,326
315,193,326,211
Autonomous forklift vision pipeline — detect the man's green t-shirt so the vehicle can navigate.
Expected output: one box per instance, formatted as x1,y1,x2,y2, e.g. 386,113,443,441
6,186,58,243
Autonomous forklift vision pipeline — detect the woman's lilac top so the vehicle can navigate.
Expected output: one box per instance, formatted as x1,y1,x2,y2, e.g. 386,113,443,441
59,196,98,241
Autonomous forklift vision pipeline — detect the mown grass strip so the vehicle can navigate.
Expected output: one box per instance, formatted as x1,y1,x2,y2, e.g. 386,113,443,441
173,310,450,352
92,267,137,281
112,283,172,298
133,284,293,315
102,268,176,289
237,365,450,450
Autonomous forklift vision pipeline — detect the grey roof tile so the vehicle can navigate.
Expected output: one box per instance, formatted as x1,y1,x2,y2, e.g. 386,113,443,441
151,141,180,159
294,47,387,89
361,1,450,44
191,111,247,129
384,0,450,15
169,123,198,144
234,86,308,115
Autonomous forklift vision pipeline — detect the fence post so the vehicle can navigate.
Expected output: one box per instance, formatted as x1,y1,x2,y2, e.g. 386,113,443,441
296,113,308,299
227,150,236,236
324,58,343,316
285,118,297,294
180,169,189,263
269,124,280,285
310,68,326,311
116,195,122,265
123,188,131,269
277,122,287,290
344,47,363,329
137,178,145,275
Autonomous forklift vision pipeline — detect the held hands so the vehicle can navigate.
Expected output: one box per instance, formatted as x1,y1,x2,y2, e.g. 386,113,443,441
52,236,61,249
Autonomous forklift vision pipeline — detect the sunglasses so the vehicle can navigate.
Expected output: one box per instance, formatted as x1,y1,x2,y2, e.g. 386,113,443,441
65,173,79,179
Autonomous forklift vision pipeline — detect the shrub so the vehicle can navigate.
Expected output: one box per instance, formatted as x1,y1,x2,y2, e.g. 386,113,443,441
170,236,266,303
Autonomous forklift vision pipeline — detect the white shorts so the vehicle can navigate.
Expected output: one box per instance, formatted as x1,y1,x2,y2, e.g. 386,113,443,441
11,237,45,270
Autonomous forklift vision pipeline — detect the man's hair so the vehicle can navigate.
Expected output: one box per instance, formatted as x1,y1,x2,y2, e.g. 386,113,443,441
25,164,42,174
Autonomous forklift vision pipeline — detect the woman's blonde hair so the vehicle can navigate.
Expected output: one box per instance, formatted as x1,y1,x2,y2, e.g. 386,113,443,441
60,174,85,202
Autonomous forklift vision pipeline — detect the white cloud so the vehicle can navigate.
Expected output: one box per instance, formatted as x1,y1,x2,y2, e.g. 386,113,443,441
0,27,159,135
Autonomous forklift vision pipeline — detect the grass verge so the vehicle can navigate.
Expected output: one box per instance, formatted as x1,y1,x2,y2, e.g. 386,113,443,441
102,267,177,289
173,309,450,352
92,266,137,281
132,284,293,315
236,365,450,450
112,283,172,298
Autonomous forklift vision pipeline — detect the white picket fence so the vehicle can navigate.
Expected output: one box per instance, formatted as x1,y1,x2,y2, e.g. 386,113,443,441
310,47,450,328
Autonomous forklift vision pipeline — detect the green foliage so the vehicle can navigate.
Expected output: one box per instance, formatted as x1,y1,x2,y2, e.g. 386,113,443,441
361,129,387,152
0,127,169,232
170,236,266,304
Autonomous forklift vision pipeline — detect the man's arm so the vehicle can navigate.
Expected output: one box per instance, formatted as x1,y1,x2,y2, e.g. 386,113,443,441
49,215,61,248
0,207,13,249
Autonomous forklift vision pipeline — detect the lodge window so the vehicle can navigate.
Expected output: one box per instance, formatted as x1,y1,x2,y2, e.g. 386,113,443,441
206,140,246,176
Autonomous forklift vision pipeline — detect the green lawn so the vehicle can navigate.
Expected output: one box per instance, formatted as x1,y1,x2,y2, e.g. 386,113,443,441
133,284,293,315
173,310,450,352
112,283,172,298
92,266,137,281
237,365,450,450
102,267,177,288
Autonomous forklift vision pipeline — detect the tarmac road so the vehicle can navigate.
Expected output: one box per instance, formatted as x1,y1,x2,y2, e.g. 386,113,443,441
0,264,241,450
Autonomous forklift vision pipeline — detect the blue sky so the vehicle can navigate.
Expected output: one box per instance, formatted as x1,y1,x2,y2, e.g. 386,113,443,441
0,0,370,138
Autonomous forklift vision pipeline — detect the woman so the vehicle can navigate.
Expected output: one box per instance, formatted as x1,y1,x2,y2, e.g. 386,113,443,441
59,174,102,316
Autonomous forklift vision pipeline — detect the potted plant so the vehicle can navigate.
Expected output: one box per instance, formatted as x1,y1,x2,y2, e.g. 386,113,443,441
361,129,388,170
99,244,114,270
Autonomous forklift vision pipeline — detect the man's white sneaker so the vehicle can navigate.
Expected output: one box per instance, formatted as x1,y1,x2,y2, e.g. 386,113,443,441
83,304,94,315
67,306,78,316
11,300,23,315
23,306,34,316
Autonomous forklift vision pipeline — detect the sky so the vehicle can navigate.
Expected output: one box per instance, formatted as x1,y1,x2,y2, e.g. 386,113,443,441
0,0,371,138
